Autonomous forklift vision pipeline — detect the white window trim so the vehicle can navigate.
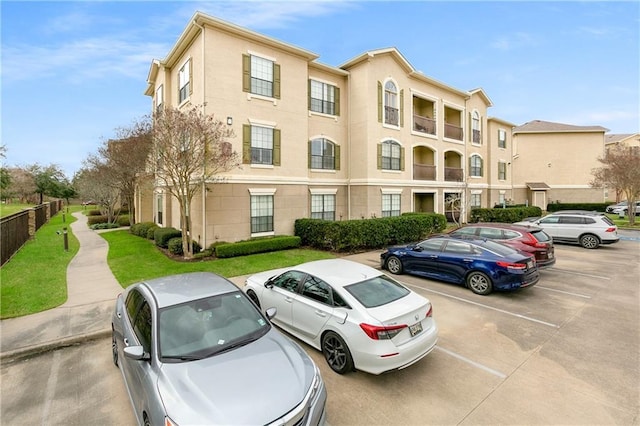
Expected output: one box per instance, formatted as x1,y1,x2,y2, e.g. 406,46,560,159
382,77,401,130
248,118,277,128
248,188,277,196
247,50,277,62
381,188,403,195
309,188,338,195
178,58,191,105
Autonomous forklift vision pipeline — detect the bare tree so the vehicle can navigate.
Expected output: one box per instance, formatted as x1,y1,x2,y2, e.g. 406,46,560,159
74,165,121,223
152,105,240,258
6,167,37,203
87,117,153,224
591,143,640,225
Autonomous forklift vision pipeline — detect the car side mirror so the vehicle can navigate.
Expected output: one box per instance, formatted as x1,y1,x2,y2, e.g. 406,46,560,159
265,278,274,289
265,307,277,320
124,345,149,361
413,246,423,252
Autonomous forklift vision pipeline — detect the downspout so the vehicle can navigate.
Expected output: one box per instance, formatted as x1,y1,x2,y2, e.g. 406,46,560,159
347,71,352,219
193,19,207,250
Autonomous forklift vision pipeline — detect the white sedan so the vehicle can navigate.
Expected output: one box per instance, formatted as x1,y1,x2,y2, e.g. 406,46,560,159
244,259,438,375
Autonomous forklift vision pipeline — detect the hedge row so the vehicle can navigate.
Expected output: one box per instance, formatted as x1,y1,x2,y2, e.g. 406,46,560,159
470,207,542,223
87,215,130,226
215,236,301,258
294,213,446,252
546,203,608,212
154,227,182,248
129,222,158,239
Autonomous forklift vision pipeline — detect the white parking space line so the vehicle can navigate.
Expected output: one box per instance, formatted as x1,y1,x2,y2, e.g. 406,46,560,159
404,283,560,328
548,268,611,280
435,346,507,379
536,285,592,299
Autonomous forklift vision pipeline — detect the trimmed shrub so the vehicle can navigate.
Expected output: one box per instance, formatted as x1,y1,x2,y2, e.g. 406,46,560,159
470,207,542,223
167,237,203,256
130,222,156,238
117,215,130,227
215,236,301,258
546,202,608,213
146,225,159,240
294,213,446,252
154,227,182,248
87,209,102,216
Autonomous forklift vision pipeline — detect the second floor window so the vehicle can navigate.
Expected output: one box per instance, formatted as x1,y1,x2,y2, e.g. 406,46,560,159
380,141,402,171
309,80,338,115
469,155,483,177
311,194,335,220
498,129,507,148
251,126,273,165
498,162,507,180
243,124,281,166
470,193,481,208
310,138,338,170
178,60,191,103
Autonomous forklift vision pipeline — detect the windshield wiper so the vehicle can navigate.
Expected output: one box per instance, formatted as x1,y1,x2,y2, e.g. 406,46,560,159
161,354,203,361
203,336,259,357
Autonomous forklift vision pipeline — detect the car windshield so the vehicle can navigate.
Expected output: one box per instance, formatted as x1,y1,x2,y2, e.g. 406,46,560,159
158,291,270,362
345,274,410,308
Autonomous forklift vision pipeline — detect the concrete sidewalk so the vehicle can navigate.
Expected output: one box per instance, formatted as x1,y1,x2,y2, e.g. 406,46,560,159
1,212,124,361
0,211,383,362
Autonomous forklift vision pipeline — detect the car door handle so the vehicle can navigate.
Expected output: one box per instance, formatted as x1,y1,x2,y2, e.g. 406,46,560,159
315,310,327,317
116,311,122,319
462,258,473,262
124,338,129,346
429,255,438,259
285,296,293,303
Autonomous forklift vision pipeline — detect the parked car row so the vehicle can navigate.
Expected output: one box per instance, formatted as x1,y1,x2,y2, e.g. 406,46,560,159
111,209,621,424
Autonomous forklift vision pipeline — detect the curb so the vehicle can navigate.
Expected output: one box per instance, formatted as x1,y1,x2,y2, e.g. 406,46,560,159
0,329,111,365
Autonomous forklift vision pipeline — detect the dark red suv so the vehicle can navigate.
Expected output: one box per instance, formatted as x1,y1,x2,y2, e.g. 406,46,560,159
448,223,555,269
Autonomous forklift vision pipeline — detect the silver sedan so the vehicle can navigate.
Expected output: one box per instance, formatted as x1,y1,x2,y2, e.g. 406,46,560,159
111,272,326,426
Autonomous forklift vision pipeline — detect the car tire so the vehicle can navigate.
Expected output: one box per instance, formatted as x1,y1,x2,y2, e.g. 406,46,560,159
321,331,354,375
246,290,261,308
579,234,600,249
466,271,493,295
385,256,404,275
111,328,118,367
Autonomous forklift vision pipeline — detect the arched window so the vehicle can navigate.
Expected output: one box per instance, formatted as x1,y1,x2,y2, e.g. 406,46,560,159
309,138,337,170
472,111,481,144
469,154,483,177
384,81,399,126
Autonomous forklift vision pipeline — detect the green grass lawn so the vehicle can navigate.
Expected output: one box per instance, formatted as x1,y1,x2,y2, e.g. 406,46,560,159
101,230,335,287
1,206,334,318
0,208,80,318
0,203,36,218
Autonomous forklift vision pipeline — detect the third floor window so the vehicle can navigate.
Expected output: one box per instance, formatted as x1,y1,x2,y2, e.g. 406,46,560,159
243,54,281,99
178,59,191,103
309,80,339,115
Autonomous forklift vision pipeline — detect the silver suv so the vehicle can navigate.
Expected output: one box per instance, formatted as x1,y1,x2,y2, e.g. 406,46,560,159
515,211,619,249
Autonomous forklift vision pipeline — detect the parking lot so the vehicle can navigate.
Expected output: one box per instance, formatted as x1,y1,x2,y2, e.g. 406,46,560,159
2,239,639,425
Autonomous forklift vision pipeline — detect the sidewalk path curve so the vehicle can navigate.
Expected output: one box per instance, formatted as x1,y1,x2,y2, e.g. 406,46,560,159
1,212,123,362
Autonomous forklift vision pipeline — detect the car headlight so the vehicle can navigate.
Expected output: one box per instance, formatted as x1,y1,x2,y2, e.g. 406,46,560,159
164,416,179,426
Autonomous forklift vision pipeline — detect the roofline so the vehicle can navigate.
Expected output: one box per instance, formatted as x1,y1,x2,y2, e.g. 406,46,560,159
513,128,608,135
340,47,470,98
488,116,517,127
309,60,349,76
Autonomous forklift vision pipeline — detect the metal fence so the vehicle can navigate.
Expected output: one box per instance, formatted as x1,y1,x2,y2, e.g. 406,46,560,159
1,200,63,266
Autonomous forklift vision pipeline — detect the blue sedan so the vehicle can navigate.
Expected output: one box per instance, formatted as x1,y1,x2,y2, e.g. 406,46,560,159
380,236,539,295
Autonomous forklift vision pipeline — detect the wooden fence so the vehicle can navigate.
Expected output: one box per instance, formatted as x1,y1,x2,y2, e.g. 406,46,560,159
1,200,64,266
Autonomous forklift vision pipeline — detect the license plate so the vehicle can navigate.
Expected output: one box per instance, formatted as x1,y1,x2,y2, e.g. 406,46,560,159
548,252,554,259
409,321,423,337
527,261,533,269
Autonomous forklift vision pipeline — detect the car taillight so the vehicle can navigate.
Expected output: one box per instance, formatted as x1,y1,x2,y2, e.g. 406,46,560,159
426,305,433,317
360,323,407,340
496,260,527,270
605,227,616,232
524,234,548,248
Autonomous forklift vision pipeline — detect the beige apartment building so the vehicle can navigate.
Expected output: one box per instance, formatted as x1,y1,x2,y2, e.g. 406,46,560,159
137,12,611,247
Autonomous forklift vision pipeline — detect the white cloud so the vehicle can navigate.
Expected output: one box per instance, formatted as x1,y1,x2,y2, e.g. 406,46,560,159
490,32,539,51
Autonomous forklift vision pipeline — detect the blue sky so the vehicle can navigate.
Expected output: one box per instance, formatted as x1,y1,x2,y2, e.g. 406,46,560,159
2,1,638,178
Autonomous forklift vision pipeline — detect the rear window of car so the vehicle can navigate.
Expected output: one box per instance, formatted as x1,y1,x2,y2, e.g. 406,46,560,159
478,239,518,256
345,275,410,308
531,229,552,242
601,216,615,226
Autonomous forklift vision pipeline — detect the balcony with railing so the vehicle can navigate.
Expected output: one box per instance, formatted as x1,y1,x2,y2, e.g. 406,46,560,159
444,167,464,181
413,115,436,135
444,123,463,141
413,163,436,180
385,106,399,126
